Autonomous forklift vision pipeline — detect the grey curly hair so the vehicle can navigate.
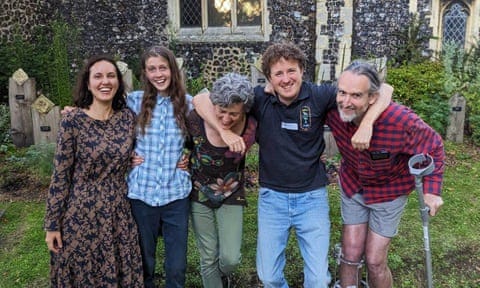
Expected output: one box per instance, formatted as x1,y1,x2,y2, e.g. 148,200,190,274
209,73,254,112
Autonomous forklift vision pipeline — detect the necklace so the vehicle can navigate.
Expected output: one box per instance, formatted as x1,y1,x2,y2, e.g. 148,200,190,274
84,107,113,121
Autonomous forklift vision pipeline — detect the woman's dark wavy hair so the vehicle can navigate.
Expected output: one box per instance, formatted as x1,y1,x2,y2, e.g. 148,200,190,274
137,45,188,136
73,55,126,110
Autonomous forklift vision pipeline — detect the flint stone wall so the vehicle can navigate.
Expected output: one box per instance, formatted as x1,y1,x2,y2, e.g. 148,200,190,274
353,0,432,58
0,0,432,82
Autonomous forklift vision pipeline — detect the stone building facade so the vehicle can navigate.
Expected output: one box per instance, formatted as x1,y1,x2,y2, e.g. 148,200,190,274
1,0,479,83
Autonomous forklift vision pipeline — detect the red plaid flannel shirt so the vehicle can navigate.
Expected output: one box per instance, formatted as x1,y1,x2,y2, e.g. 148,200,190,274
326,103,445,204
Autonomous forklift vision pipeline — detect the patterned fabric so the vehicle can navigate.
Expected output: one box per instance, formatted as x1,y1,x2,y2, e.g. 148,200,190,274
44,108,143,287
126,91,192,206
326,103,445,204
187,110,257,208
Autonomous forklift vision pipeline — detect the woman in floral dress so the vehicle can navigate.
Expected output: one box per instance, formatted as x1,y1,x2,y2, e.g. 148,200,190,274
44,55,143,287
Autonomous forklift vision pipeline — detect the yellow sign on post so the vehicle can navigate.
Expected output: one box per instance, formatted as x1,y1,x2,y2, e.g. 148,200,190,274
12,69,29,86
32,94,55,114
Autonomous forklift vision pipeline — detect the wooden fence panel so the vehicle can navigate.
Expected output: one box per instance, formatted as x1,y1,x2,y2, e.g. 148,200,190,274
251,62,267,87
8,78,36,147
32,106,60,145
446,93,466,143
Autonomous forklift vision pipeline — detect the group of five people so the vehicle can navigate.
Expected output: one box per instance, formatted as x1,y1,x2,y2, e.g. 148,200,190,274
44,41,444,288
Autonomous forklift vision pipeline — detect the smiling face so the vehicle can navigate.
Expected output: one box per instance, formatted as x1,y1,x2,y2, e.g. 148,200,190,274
214,102,246,131
268,57,303,106
144,55,172,94
87,60,119,105
336,70,378,125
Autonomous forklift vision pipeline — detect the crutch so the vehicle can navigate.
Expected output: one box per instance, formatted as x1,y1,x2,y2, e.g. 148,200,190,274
408,154,435,288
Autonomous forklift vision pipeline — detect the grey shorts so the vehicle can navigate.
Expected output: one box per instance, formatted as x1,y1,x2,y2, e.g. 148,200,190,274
340,187,408,238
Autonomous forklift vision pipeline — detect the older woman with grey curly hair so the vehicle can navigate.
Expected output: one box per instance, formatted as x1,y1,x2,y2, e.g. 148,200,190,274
209,72,255,112
187,72,257,287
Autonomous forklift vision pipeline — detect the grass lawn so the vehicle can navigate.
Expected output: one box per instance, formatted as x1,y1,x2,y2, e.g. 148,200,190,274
0,141,479,287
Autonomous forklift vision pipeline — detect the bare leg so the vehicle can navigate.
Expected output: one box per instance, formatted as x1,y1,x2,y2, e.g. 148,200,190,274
365,229,392,288
340,223,368,287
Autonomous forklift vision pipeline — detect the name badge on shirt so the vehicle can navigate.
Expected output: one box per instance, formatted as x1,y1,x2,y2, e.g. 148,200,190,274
281,122,298,130
370,150,390,160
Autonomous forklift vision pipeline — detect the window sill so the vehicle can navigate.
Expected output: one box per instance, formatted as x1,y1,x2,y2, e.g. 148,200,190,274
176,28,269,43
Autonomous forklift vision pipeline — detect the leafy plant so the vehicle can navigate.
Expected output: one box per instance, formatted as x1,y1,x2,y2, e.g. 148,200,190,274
442,41,480,144
0,19,79,107
387,61,449,136
0,104,12,146
2,143,55,187
186,76,208,96
0,25,36,103
411,93,450,136
47,20,79,108
24,143,56,183
390,14,433,67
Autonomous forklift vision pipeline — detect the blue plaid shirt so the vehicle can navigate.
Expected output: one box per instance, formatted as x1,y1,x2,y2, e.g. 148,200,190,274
126,91,192,206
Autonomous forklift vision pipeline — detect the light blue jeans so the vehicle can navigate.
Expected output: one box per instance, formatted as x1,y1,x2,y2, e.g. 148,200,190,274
191,202,244,288
256,187,331,288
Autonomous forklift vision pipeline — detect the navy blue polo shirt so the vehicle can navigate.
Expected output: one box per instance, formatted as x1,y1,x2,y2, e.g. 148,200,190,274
252,82,337,193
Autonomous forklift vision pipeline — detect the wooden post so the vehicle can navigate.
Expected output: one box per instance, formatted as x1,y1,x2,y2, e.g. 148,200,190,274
123,69,133,93
446,93,466,143
250,60,267,87
116,61,133,93
8,77,36,147
31,106,61,145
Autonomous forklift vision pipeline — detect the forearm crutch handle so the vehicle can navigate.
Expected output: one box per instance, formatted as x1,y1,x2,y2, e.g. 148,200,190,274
408,153,435,288
408,154,435,220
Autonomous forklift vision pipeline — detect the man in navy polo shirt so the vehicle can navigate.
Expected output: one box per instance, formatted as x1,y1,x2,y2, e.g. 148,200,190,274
193,42,393,288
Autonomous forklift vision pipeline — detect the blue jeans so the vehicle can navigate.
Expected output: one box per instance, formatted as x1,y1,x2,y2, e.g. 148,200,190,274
131,198,190,288
256,187,331,288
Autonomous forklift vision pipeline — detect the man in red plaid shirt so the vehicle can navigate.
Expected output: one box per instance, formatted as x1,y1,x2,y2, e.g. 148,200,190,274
327,60,445,288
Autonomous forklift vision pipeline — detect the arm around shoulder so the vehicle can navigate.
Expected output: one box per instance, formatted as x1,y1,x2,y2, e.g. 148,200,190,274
352,83,393,150
192,92,246,154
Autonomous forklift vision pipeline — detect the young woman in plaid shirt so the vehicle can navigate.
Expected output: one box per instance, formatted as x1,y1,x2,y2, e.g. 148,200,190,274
127,46,192,288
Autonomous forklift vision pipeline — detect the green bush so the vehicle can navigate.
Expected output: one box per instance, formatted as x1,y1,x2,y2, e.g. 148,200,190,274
389,14,432,67
4,143,55,186
442,42,480,145
387,61,449,135
47,20,79,108
468,114,480,145
0,25,40,103
24,143,56,183
0,104,12,146
0,20,79,107
186,76,208,96
410,93,450,136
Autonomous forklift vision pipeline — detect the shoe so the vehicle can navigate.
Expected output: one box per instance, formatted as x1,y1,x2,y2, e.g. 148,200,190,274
221,275,232,288
332,280,342,288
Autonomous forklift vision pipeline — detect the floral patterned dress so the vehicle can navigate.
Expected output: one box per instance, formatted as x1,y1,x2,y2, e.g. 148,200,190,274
44,108,143,287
